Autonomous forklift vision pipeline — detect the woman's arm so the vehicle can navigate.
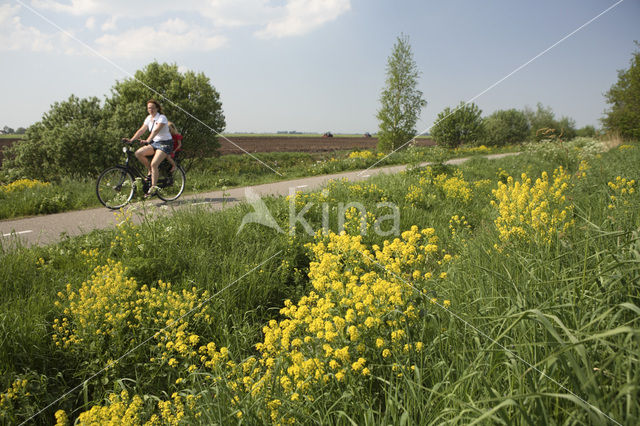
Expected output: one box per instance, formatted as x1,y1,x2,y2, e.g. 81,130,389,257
130,124,148,141
146,122,166,143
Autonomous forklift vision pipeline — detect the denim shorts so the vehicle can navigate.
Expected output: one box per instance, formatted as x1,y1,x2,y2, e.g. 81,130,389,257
151,139,173,155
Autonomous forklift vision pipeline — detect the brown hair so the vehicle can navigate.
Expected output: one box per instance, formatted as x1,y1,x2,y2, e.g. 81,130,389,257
147,99,163,114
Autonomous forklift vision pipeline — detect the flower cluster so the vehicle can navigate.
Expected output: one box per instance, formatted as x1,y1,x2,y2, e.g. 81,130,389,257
0,379,29,417
343,206,377,235
52,260,138,349
0,178,50,194
348,150,375,160
577,160,589,179
449,214,471,238
491,167,574,245
52,260,212,377
433,170,472,202
222,227,452,422
405,168,473,206
58,390,200,426
607,176,636,210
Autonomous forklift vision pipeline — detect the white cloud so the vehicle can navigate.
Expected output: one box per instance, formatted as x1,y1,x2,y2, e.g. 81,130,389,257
94,19,228,57
255,0,351,39
5,0,350,57
0,4,56,52
101,16,117,31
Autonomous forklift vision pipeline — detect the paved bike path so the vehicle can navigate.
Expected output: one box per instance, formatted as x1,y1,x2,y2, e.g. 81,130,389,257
0,153,518,248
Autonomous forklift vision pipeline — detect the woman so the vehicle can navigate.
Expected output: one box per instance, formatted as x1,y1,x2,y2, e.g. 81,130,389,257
127,99,173,197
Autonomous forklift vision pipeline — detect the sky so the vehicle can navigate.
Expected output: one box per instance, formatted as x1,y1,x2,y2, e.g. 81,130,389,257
0,0,639,134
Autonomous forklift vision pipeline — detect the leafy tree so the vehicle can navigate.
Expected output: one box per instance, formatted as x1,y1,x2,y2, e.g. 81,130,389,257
2,126,15,134
3,95,119,180
556,116,577,140
576,125,597,138
376,35,426,152
482,109,530,146
107,61,225,157
524,103,576,141
430,102,484,148
602,43,640,140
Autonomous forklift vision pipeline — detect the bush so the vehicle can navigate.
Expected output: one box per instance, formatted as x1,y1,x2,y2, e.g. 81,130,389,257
524,103,577,142
2,96,120,180
482,109,530,146
602,43,640,140
431,102,484,148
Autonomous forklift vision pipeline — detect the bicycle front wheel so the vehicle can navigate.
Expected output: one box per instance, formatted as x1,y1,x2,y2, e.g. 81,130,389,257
157,165,186,202
96,166,135,209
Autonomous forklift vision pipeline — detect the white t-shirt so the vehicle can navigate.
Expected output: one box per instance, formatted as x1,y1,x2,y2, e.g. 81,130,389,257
144,113,172,142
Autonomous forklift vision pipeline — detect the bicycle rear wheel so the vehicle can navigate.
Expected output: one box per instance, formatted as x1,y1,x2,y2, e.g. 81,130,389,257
96,166,135,209
157,165,186,202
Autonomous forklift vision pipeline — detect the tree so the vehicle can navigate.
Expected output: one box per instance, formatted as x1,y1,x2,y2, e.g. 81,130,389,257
2,126,15,134
523,103,576,141
602,43,640,140
3,95,120,180
576,125,597,138
482,109,530,146
430,102,484,148
376,35,426,152
107,62,225,157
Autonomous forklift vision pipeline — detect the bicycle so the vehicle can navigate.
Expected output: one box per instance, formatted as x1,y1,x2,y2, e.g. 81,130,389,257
96,139,186,209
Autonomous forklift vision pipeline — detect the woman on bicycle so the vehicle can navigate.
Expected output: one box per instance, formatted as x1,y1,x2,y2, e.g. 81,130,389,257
126,99,173,197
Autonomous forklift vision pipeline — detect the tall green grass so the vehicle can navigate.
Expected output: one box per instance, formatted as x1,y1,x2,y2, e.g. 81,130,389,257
0,140,637,424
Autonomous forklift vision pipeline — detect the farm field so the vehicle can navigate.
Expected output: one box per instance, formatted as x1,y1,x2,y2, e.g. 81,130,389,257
0,135,435,163
0,138,638,425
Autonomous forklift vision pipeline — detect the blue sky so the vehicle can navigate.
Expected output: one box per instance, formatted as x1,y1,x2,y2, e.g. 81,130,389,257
1,0,638,133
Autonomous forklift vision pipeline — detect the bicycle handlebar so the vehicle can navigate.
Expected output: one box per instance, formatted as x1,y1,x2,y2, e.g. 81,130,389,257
121,138,149,145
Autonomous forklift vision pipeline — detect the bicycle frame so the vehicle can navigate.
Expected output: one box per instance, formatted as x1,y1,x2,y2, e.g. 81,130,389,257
96,140,186,209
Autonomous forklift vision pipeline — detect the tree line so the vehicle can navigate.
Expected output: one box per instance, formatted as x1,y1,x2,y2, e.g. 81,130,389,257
2,38,638,180
376,36,640,151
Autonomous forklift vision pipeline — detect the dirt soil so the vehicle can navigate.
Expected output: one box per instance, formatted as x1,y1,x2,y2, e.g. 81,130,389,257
218,136,435,155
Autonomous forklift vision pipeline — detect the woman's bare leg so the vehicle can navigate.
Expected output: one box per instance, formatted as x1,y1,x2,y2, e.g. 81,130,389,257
135,145,155,176
150,150,169,189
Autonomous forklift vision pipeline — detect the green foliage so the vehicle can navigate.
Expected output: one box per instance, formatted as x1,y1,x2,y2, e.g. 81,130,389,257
376,35,426,153
524,102,577,141
430,102,484,148
482,108,530,146
2,62,225,181
1,142,639,424
602,43,640,140
107,61,225,157
2,95,120,180
576,125,597,138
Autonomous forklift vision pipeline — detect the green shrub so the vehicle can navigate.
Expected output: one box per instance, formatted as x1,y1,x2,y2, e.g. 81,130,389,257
431,102,484,148
482,109,529,146
2,96,120,181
